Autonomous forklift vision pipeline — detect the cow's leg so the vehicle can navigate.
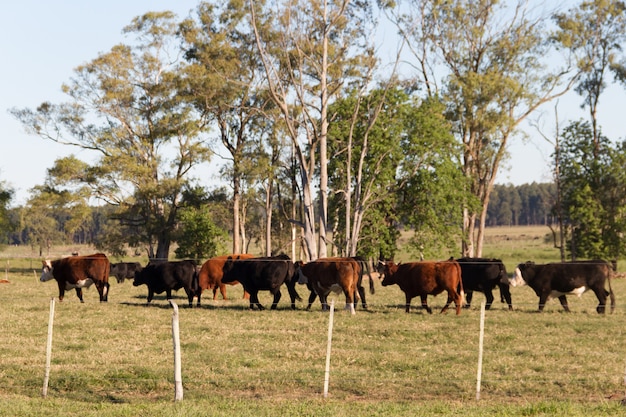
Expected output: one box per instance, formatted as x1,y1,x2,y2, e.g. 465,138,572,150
197,289,203,307
403,294,413,313
101,282,109,302
557,295,570,312
212,285,219,300
592,288,607,314
419,295,432,314
56,281,66,302
537,293,549,312
147,289,155,304
75,288,84,303
249,291,264,310
306,290,317,310
499,283,513,310
357,284,368,309
484,290,495,310
185,288,194,308
464,291,473,309
219,283,228,300
441,290,456,314
271,290,282,310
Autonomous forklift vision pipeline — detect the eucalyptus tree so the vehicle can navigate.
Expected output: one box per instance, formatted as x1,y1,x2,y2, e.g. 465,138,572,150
11,12,210,259
0,180,13,245
180,1,275,254
552,0,626,156
383,0,578,257
249,0,380,260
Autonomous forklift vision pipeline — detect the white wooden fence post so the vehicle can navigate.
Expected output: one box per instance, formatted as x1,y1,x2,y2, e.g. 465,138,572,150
476,300,486,400
323,299,335,398
169,300,183,402
42,297,55,398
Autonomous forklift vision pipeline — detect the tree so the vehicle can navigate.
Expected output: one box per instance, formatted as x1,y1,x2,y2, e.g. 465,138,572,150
327,87,406,258
552,0,626,156
557,120,626,259
11,12,210,260
174,205,227,260
385,0,578,257
180,1,273,254
0,179,14,245
249,0,379,260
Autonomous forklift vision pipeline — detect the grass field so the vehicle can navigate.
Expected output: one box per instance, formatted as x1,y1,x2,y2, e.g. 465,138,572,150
1,225,626,416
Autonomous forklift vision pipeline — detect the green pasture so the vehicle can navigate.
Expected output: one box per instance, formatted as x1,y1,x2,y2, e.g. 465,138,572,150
1,225,626,416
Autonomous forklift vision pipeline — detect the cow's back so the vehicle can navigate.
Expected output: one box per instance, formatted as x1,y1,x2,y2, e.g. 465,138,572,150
53,253,110,283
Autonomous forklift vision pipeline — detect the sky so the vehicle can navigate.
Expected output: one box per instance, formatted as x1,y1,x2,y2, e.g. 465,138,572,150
2,1,626,206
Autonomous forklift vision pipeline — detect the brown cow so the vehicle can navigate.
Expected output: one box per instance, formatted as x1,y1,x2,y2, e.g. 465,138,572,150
380,259,465,315
197,254,255,305
297,257,360,314
40,253,110,302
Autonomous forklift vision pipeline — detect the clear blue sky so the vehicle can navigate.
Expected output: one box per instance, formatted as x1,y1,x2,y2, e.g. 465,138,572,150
1,1,625,206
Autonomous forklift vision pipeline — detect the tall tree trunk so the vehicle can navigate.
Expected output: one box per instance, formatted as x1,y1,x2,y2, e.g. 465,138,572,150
318,1,330,259
232,179,241,254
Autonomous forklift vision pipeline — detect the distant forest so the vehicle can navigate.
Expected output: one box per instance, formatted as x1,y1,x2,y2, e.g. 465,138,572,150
487,183,555,227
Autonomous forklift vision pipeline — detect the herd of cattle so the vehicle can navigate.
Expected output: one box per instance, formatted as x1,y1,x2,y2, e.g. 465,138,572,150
38,253,617,314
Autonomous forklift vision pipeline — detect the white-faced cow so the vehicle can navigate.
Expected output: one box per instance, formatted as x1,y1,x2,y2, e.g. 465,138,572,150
510,260,615,313
220,254,301,310
40,253,110,302
133,260,198,308
380,259,465,315
456,257,512,310
110,262,143,283
197,254,255,305
297,257,362,314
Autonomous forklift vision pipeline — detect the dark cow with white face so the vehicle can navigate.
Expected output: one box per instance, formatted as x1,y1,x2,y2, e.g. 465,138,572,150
40,253,110,302
510,260,615,313
110,262,143,283
133,260,198,308
456,257,512,310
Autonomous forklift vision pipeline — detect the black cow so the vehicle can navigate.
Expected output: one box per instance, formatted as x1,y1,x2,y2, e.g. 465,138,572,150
456,257,512,310
221,254,301,310
133,260,198,308
110,262,143,283
510,260,615,313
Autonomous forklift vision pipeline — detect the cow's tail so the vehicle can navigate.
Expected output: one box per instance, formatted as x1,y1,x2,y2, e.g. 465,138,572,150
608,263,616,314
456,262,466,307
364,259,375,294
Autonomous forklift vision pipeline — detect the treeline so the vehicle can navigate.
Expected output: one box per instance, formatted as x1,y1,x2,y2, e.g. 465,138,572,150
487,183,556,227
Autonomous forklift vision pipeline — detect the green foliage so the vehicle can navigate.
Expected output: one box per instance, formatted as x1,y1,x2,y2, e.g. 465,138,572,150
557,119,626,259
174,205,227,260
0,179,14,245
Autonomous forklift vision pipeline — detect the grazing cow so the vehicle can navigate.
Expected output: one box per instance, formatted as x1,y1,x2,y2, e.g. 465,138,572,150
456,257,512,310
110,262,143,283
133,260,198,308
40,253,110,302
380,259,465,315
301,256,375,311
221,254,301,310
197,254,255,305
510,260,615,313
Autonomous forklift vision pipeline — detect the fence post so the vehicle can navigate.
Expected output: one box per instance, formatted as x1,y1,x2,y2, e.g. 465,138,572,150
323,299,335,398
476,301,486,400
42,298,56,398
169,300,183,402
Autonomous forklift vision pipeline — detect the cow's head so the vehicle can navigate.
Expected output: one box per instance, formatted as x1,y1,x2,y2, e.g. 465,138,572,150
133,268,147,287
294,261,307,285
380,261,399,286
40,260,54,282
510,261,533,287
